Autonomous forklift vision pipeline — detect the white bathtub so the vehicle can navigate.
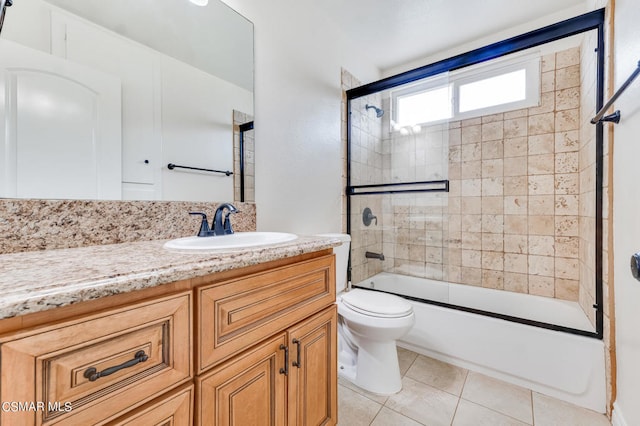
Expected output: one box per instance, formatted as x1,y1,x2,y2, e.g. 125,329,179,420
354,272,606,413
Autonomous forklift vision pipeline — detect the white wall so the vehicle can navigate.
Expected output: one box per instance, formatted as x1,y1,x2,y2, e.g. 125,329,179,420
612,0,640,424
221,0,379,234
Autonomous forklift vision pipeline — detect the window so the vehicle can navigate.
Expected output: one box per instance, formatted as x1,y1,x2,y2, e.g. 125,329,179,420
459,69,526,112
391,54,540,130
395,83,452,127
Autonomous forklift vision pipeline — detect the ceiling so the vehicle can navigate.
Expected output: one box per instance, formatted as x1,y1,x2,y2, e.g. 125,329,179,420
315,0,589,73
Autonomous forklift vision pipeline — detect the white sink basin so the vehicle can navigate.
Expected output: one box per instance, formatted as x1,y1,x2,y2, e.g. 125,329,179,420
163,232,298,251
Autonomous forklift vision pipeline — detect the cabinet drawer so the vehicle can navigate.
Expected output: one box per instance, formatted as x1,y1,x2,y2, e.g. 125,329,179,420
107,384,193,425
197,254,335,372
0,292,192,425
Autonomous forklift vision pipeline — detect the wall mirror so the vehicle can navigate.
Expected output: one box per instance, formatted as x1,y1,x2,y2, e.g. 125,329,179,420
0,0,254,202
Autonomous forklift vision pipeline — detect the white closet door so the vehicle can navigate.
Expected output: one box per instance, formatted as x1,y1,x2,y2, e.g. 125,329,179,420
0,39,121,199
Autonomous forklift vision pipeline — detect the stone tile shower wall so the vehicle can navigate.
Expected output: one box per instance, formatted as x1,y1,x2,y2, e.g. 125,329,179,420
345,47,597,303
445,47,584,300
381,123,449,280
342,69,385,284
377,48,585,301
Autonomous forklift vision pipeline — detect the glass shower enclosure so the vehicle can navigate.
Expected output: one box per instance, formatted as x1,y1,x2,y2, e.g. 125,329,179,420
346,10,606,338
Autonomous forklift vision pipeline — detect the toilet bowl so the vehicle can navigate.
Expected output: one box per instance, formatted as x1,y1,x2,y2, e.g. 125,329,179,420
337,289,415,394
318,233,415,395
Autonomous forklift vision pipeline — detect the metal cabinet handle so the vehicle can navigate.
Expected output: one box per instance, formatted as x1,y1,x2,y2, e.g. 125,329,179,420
279,344,289,376
83,350,149,382
292,339,301,368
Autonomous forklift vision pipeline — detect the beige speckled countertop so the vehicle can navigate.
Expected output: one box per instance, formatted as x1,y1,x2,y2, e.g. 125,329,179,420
0,235,340,320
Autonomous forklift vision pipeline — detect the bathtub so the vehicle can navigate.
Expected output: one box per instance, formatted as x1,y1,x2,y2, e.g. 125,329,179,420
353,272,606,413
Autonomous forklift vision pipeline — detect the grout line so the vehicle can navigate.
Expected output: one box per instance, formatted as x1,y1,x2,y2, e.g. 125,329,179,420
367,403,385,426
460,368,470,395
458,396,534,425
450,395,463,425
378,405,429,426
450,368,472,425
531,391,536,425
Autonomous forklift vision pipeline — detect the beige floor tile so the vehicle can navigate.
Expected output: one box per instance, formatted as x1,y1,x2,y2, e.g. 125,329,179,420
371,407,424,426
453,399,530,426
398,346,419,375
406,355,468,396
461,371,533,424
532,392,610,426
338,346,611,426
337,384,382,426
385,376,459,426
338,376,389,404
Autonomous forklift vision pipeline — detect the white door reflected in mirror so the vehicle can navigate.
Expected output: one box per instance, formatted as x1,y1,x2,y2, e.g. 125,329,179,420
0,39,122,199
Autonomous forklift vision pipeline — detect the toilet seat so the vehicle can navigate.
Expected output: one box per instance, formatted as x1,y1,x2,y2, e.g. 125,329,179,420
341,289,412,318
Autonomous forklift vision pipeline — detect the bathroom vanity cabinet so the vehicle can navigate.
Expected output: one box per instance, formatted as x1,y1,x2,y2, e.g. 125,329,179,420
0,248,337,426
195,253,337,425
197,307,337,425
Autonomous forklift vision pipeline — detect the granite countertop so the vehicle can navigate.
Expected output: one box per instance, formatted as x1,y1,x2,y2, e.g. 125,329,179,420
0,235,340,320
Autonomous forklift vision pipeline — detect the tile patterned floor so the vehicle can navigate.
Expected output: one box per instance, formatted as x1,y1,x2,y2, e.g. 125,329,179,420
338,347,611,426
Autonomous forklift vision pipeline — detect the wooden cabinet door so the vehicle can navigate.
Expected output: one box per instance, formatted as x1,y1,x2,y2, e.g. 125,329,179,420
196,333,288,426
287,306,337,426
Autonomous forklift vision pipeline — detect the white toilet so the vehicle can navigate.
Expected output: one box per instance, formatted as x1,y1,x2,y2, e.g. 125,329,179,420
322,233,415,395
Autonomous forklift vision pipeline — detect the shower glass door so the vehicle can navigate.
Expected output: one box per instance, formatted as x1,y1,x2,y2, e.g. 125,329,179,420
346,13,605,338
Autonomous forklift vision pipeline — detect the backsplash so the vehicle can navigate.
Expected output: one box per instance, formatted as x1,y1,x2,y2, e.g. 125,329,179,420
0,200,256,254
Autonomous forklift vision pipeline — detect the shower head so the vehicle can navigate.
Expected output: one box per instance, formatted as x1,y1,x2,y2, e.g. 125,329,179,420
365,104,384,118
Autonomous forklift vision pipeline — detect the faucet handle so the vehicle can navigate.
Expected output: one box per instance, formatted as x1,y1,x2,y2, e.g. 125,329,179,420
223,208,239,234
189,212,211,237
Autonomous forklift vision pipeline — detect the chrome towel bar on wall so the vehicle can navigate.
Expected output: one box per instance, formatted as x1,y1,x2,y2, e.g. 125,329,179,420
591,59,640,124
167,163,233,176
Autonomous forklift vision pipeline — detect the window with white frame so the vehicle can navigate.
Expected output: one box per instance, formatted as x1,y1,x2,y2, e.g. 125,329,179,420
391,75,452,130
391,53,540,131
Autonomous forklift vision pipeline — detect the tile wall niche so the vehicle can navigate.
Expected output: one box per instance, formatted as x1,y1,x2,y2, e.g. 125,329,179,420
345,46,601,303
0,199,256,254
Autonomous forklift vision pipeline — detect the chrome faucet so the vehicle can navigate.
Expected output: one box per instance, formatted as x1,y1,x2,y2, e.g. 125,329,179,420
189,203,239,237
213,203,238,235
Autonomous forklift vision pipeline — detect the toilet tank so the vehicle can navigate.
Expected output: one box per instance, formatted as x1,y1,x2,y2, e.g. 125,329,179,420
317,233,351,293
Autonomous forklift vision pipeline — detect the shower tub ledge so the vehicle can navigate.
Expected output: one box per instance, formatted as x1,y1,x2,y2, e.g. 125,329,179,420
355,272,605,413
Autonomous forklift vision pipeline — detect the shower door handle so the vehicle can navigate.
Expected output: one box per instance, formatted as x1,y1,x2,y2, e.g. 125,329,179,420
292,338,301,368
